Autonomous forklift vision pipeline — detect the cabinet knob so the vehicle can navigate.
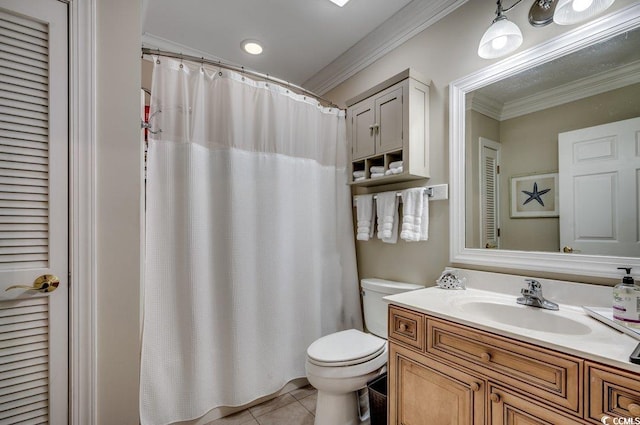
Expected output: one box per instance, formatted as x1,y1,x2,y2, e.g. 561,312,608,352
479,352,491,363
490,393,501,403
470,382,480,392
628,403,640,416
399,322,407,332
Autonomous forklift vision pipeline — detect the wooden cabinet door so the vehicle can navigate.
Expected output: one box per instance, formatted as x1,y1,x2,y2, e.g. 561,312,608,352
350,100,375,160
389,343,485,425
488,384,583,425
375,86,403,154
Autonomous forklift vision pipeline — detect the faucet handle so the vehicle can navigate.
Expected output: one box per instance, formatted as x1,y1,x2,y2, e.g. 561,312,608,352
524,279,541,291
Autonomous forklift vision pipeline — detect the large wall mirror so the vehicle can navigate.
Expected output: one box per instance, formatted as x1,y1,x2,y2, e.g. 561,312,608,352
450,4,640,279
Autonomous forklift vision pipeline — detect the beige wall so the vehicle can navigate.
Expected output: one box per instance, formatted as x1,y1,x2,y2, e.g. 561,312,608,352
96,0,141,423
326,0,636,286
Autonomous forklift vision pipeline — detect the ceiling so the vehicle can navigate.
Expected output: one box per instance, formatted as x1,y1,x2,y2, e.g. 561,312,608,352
141,0,466,94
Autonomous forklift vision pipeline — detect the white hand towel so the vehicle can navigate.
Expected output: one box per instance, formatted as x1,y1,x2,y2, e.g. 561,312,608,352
400,188,429,241
355,195,375,241
376,192,399,244
389,160,403,170
354,176,365,182
353,170,365,178
371,172,384,178
370,166,385,174
384,166,404,176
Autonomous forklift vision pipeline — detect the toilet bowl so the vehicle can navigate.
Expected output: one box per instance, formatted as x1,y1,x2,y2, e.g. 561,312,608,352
305,278,423,425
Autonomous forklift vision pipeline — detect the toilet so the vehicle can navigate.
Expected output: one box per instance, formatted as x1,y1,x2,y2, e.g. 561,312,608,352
305,278,423,425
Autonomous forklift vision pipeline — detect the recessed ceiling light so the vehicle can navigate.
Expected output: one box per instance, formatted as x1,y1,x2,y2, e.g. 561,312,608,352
241,40,263,55
329,0,350,7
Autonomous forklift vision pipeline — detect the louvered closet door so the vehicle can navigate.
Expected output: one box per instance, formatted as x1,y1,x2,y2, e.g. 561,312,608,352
480,138,500,249
0,1,68,424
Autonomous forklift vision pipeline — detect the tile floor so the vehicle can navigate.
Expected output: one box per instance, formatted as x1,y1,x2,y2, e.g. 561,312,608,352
208,385,317,425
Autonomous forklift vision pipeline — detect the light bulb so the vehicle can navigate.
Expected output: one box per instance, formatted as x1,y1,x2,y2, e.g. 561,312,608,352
572,0,594,12
241,40,263,55
491,35,508,50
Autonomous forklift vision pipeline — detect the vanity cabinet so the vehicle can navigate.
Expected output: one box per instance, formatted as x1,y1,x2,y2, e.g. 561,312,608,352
388,305,640,425
346,69,430,186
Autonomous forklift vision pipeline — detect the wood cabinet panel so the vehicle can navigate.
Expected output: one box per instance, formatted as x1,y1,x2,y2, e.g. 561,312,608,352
427,318,582,415
586,362,640,424
389,306,424,351
389,343,485,425
488,384,585,425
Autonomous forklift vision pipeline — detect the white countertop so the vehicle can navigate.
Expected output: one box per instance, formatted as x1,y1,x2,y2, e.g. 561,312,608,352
384,276,640,374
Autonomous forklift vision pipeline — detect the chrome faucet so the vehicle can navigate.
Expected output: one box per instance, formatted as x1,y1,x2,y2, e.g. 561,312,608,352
517,279,559,310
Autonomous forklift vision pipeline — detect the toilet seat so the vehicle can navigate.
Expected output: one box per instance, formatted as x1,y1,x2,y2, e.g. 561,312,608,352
306,329,386,367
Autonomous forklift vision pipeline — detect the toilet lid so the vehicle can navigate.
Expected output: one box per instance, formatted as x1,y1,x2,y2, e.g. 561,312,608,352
307,329,386,367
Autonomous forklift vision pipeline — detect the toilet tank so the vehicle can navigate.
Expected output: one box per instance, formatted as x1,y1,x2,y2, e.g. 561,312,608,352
361,278,424,338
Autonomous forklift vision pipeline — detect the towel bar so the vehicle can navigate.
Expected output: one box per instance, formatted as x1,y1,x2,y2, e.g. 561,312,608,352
352,184,448,206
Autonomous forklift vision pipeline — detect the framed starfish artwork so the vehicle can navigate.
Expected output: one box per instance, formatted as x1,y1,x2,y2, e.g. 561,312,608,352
510,172,559,218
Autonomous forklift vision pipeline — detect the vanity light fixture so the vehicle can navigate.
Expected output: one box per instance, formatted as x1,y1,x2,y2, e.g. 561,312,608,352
553,0,616,25
478,0,616,59
478,0,524,59
241,39,263,55
328,0,350,6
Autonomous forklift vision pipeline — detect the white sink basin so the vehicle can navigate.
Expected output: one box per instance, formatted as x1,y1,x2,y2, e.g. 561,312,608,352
453,299,592,335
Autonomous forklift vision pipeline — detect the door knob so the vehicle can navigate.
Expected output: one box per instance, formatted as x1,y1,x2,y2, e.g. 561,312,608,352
562,246,581,253
6,274,60,293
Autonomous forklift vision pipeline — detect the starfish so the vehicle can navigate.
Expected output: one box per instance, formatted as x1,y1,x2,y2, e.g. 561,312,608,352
522,182,551,206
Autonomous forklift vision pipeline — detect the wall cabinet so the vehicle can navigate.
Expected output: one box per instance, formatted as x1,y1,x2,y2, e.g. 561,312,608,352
346,69,430,186
388,305,640,425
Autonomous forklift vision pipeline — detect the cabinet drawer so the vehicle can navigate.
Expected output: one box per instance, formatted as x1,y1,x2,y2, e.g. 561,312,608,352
586,362,640,424
488,383,584,425
389,306,424,351
427,318,583,415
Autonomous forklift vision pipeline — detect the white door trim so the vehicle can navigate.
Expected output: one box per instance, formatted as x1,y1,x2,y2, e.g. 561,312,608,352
69,0,97,424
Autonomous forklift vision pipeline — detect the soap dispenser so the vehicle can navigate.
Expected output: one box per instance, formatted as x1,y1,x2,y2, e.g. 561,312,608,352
613,267,640,329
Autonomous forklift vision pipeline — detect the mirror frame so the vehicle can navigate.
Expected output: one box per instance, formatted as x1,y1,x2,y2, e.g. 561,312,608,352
450,3,640,279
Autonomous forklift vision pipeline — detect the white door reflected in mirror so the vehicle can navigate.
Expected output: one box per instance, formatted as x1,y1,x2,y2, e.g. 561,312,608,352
558,116,640,257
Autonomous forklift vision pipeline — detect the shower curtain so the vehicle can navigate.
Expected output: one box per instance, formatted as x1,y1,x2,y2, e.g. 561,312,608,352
139,57,361,425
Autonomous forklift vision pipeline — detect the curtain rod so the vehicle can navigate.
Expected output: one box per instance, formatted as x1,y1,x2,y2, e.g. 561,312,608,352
141,47,340,109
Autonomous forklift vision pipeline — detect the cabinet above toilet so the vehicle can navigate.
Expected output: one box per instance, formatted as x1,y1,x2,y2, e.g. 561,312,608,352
346,69,430,187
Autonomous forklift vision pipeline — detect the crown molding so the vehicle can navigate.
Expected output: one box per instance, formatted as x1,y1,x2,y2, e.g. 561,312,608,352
303,0,468,95
468,92,502,121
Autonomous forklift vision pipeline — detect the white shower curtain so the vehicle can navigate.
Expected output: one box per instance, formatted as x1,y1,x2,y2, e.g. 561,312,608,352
140,57,361,425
